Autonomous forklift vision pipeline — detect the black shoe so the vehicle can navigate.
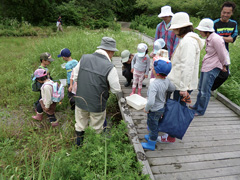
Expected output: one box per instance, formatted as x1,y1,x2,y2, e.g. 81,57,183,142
76,131,85,146
124,81,131,87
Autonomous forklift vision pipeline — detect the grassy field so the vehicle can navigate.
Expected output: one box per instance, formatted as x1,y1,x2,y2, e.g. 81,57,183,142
0,29,150,179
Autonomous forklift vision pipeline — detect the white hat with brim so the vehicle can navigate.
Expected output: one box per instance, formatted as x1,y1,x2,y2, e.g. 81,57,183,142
137,43,147,57
168,12,193,30
158,6,174,18
195,18,215,32
97,37,119,52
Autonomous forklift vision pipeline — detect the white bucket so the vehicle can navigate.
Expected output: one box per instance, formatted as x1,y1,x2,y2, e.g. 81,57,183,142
59,79,67,87
125,94,147,110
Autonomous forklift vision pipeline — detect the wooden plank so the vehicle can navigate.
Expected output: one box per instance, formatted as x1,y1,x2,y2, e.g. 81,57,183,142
153,166,240,180
151,158,240,173
148,151,240,165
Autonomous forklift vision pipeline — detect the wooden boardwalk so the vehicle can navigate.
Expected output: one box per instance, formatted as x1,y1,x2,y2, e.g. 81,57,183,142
112,57,240,180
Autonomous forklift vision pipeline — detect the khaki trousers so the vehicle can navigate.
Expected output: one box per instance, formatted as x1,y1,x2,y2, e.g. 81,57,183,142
75,106,106,133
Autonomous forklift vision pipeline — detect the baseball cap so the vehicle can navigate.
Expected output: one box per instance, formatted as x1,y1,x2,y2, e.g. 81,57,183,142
121,50,131,63
32,69,47,81
58,48,71,57
154,59,172,76
153,39,166,54
40,52,54,62
137,43,148,57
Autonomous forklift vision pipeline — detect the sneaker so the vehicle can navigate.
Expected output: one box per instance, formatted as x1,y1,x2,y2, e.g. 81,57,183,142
51,121,59,127
157,134,175,143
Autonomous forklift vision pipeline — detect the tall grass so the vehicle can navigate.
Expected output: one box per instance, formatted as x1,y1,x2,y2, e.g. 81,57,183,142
0,29,150,179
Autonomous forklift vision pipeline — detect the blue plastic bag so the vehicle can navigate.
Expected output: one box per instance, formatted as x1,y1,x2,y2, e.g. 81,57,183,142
158,99,194,140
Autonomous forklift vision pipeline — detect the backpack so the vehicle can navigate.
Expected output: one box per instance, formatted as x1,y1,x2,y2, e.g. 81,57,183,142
43,81,64,102
31,74,42,92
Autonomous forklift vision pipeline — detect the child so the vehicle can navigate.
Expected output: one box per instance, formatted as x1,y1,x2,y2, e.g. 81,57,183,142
32,69,59,127
150,38,167,78
130,43,150,96
34,52,54,109
58,48,78,110
141,59,175,151
121,50,134,87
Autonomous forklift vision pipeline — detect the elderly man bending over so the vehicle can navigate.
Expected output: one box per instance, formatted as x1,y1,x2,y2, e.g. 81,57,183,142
73,37,121,146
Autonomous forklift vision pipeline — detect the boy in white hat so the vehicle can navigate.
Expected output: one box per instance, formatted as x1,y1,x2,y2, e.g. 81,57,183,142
155,5,179,59
130,43,150,96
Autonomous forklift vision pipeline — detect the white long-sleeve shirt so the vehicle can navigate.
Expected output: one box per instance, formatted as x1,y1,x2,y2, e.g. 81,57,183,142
73,49,121,94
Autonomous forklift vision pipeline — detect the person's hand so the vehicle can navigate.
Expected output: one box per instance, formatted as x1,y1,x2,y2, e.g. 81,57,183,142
68,85,72,92
144,75,148,78
180,91,188,97
45,108,49,111
222,65,227,72
144,109,149,113
150,52,155,58
131,68,134,73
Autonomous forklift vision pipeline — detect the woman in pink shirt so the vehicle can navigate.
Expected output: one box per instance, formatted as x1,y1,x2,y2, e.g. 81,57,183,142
191,18,228,116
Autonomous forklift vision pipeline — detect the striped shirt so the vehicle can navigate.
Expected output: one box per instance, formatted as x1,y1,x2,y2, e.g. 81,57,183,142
145,78,175,112
154,21,179,59
214,19,238,51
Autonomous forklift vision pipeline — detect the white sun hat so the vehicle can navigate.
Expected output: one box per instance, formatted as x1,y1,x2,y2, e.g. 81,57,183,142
169,12,193,30
196,18,215,32
158,6,174,18
153,39,166,54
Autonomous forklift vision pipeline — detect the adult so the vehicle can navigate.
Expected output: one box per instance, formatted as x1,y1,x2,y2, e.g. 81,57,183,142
154,5,179,59
57,15,63,32
121,50,134,87
158,12,205,143
73,37,121,146
211,1,238,91
192,18,228,116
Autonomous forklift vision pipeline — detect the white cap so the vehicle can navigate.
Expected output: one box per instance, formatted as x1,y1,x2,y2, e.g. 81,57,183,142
137,43,148,57
153,39,166,54
158,6,174,18
169,12,193,30
196,18,215,32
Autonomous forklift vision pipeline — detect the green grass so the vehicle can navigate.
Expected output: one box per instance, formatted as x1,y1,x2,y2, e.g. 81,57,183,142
0,28,150,179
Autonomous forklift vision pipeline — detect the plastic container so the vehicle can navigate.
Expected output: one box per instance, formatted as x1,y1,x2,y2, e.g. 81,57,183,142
59,79,67,87
61,63,66,69
125,94,147,110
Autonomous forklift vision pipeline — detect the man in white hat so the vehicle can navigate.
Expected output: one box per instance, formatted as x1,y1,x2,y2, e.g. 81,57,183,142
73,37,121,146
154,5,179,59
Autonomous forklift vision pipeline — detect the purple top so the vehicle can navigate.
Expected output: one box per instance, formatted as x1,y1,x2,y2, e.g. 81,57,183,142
201,32,228,72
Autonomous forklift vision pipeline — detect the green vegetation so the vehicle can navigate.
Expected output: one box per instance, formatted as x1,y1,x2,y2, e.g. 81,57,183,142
0,29,150,179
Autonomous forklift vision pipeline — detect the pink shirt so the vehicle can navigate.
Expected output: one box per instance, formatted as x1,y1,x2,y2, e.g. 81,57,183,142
201,32,228,72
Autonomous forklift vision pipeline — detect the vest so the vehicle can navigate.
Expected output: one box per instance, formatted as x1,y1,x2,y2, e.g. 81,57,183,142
75,53,114,112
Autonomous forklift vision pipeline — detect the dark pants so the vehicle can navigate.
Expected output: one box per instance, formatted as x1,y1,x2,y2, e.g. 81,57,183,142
147,108,165,141
36,102,57,122
122,69,133,83
68,84,75,110
211,66,229,91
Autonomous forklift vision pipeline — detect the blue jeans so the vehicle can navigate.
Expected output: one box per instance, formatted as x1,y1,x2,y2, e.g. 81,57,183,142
173,90,193,106
147,108,165,141
193,68,220,115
